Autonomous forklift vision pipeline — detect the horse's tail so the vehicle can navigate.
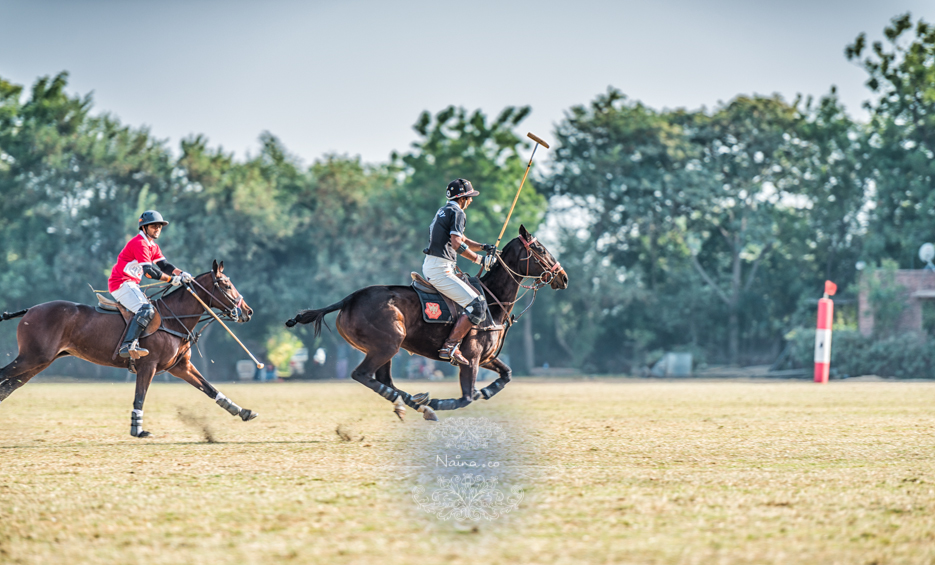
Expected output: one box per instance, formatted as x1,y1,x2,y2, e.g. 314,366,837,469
285,299,348,337
0,309,27,323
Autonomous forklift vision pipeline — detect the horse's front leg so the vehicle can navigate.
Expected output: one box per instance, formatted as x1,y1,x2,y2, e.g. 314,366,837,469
427,362,479,411
479,356,512,400
130,363,158,438
168,355,258,421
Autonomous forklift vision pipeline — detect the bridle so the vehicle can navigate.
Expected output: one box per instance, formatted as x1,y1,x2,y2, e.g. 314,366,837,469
516,234,564,286
143,270,248,375
476,233,565,327
190,272,246,321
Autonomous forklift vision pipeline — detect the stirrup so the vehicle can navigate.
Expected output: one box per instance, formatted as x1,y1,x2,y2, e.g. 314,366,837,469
119,340,149,359
439,341,468,366
438,340,457,360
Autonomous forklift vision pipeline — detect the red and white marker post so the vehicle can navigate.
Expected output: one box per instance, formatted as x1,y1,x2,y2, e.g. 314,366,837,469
814,280,837,383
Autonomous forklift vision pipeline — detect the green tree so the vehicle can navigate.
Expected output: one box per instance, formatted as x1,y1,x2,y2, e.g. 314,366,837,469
847,14,935,264
392,105,547,260
0,72,171,305
680,96,804,364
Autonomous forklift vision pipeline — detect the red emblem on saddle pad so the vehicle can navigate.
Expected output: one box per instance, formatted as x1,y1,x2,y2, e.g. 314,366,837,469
425,303,442,320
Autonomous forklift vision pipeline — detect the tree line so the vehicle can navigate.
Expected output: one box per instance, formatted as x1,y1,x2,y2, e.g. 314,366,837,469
1,14,933,377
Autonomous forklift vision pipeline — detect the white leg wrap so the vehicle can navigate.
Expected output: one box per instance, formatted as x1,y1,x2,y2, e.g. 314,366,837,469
130,409,143,436
215,392,242,416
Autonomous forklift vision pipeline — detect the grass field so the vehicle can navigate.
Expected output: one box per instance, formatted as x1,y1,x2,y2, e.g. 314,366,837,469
1,379,934,564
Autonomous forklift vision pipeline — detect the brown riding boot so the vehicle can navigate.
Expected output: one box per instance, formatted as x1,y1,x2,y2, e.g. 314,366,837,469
439,314,474,366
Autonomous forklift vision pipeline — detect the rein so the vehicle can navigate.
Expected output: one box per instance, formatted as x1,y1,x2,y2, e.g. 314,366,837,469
477,235,564,327
146,273,246,369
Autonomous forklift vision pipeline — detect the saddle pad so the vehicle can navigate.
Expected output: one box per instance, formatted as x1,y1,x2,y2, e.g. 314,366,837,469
412,277,500,330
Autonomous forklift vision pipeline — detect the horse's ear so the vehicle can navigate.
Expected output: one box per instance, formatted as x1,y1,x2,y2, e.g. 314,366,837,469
212,259,219,273
219,261,224,272
519,224,530,237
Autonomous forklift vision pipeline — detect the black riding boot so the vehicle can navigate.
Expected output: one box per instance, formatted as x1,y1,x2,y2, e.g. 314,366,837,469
119,305,155,359
439,314,474,366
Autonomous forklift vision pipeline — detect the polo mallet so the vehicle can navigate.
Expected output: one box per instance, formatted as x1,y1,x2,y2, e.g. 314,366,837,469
493,132,550,250
186,286,264,369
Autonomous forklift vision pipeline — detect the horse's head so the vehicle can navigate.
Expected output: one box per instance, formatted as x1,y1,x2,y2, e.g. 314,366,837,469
499,225,569,290
192,260,253,323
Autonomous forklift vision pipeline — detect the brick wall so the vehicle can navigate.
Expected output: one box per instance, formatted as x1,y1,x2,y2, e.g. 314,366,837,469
859,270,935,336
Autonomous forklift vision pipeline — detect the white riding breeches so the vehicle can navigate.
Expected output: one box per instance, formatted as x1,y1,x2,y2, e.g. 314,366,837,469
422,255,479,308
111,282,149,314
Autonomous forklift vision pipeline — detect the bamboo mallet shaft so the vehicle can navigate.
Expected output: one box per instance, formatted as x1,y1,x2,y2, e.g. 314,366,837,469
493,132,550,249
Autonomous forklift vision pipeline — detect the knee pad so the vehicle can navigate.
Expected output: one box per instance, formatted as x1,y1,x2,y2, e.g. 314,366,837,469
136,304,156,326
464,296,486,325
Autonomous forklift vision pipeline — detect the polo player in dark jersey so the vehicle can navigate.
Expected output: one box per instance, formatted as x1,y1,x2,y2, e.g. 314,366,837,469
422,179,496,365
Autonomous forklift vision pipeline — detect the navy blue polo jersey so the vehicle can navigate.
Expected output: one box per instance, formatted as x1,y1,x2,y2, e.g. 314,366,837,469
424,201,466,262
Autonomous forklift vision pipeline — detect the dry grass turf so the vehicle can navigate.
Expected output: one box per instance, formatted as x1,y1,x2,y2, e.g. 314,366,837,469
0,379,934,564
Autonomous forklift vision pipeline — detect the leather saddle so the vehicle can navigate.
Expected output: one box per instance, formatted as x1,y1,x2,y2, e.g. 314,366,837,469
95,294,162,337
409,272,500,330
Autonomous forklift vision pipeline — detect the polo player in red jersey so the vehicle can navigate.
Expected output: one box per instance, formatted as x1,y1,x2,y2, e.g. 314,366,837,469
108,210,193,359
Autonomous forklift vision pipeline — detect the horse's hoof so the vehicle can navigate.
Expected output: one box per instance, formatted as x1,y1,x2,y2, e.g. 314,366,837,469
471,390,481,401
412,392,431,406
132,430,152,438
285,318,296,328
418,406,438,421
239,409,258,421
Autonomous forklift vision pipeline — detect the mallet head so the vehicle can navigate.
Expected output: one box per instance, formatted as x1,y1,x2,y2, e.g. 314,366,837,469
527,132,550,149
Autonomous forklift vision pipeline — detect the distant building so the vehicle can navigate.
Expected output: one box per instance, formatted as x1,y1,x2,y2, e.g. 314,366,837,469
858,270,935,336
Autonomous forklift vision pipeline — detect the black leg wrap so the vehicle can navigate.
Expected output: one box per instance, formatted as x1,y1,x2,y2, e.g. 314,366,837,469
481,377,509,399
373,382,399,402
429,397,473,411
399,392,424,410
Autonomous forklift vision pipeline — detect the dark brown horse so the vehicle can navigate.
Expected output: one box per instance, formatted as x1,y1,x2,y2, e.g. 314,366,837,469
285,226,568,420
0,260,258,437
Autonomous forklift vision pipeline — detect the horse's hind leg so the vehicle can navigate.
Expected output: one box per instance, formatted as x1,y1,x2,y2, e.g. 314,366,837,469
0,316,65,404
168,356,258,421
352,354,418,407
351,353,400,401
0,355,55,403
130,364,158,437
353,355,437,420
375,359,408,421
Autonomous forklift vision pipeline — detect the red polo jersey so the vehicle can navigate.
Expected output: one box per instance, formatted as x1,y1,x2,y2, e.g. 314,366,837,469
108,233,166,292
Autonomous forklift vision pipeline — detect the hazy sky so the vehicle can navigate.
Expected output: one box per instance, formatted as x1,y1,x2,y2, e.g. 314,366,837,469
2,0,933,165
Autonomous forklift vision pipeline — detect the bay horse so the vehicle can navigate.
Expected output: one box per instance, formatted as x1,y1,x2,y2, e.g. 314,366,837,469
0,260,258,437
285,225,568,420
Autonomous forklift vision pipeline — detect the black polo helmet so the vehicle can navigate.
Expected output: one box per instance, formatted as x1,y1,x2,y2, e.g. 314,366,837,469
446,178,479,200
138,210,169,229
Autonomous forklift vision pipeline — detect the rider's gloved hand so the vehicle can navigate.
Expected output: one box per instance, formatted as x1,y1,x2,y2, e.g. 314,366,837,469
482,254,497,271
482,243,497,253
169,274,183,286
180,272,194,283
